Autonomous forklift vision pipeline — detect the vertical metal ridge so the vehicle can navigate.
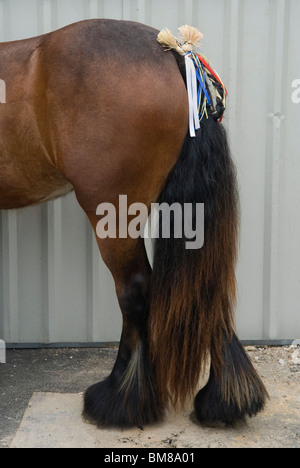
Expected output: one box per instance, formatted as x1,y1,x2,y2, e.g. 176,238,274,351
86,0,99,19
223,0,244,139
38,0,52,34
0,0,5,41
46,200,63,343
263,0,290,339
1,211,19,342
1,0,11,40
86,219,99,342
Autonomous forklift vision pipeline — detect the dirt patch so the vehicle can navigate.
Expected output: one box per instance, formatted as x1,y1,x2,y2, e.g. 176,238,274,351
1,346,300,448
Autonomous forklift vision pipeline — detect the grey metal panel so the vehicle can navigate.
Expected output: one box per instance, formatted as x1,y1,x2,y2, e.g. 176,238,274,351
0,0,299,343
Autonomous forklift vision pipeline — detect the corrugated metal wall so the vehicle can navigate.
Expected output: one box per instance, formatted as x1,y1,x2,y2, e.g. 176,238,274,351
0,0,299,344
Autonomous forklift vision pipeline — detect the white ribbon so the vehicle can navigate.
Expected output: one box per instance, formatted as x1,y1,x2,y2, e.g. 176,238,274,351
185,55,200,137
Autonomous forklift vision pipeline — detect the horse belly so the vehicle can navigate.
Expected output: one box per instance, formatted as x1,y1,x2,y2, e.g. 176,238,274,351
0,161,73,209
0,110,73,208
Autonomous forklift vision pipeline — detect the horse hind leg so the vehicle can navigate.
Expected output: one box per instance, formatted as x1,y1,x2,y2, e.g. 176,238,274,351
82,230,166,428
194,332,269,426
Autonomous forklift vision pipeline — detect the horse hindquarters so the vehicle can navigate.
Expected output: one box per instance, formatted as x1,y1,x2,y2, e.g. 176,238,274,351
43,21,188,427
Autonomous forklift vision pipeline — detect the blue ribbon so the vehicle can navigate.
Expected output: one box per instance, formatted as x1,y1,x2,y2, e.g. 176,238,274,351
187,53,211,109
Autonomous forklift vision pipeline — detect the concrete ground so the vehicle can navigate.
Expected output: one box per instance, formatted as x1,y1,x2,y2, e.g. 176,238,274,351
0,346,299,448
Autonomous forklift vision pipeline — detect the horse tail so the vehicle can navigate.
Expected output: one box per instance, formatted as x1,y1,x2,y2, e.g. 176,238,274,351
148,48,268,418
149,113,239,407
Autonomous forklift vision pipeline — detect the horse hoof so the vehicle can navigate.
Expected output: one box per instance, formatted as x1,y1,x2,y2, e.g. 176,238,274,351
193,374,267,427
83,375,164,428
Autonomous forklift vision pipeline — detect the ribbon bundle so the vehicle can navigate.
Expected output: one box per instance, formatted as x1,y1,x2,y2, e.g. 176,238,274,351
157,26,228,138
185,51,227,137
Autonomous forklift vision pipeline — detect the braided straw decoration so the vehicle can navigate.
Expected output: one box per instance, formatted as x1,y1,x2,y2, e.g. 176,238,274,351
157,25,203,55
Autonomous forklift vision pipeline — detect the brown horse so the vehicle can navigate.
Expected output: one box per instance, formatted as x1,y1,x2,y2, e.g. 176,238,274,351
0,19,268,427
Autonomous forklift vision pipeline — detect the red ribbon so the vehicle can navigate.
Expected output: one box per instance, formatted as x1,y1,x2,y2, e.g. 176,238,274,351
196,54,228,96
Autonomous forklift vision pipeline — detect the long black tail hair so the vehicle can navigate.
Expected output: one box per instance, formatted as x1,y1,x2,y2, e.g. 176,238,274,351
148,54,268,423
